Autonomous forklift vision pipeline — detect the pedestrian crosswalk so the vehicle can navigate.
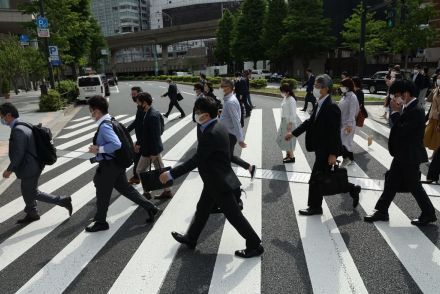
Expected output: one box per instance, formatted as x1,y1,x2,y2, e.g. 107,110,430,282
0,107,440,293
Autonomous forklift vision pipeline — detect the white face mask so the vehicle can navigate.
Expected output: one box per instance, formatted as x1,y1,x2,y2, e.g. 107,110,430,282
313,88,322,99
414,70,419,75
195,113,205,125
340,87,348,94
390,94,395,99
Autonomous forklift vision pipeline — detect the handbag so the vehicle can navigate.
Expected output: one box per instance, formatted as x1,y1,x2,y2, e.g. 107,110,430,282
356,109,366,127
176,92,184,101
139,159,173,191
309,164,349,196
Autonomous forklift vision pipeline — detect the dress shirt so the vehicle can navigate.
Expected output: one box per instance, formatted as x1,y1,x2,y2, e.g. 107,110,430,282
94,114,121,161
315,95,329,121
220,92,244,142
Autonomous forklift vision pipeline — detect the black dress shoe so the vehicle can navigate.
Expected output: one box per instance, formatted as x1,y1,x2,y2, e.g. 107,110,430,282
364,211,389,222
235,245,264,258
283,157,295,164
60,196,73,216
16,213,40,224
171,232,196,249
85,221,109,232
411,215,437,226
349,185,361,208
300,109,307,112
298,207,323,216
146,206,160,223
249,165,256,180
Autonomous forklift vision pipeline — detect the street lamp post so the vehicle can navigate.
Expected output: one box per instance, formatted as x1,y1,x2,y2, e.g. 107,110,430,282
38,0,55,89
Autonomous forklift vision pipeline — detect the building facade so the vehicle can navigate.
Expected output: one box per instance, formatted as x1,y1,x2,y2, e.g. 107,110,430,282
0,0,32,37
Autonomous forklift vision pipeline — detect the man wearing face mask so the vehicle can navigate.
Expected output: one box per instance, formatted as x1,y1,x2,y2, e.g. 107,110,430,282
86,96,159,232
285,74,361,215
364,80,437,226
136,92,172,200
0,103,72,224
160,97,263,258
412,64,425,99
301,68,316,112
192,83,205,123
126,86,143,185
219,78,256,179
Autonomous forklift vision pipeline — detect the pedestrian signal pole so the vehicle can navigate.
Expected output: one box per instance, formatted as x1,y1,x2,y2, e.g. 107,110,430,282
39,0,55,89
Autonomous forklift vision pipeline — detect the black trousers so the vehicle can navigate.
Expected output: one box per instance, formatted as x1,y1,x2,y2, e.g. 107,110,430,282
375,159,436,217
427,146,440,181
302,92,316,111
187,188,261,249
342,145,354,161
21,172,63,214
308,154,355,208
165,99,185,117
132,152,141,179
93,160,156,222
229,134,251,170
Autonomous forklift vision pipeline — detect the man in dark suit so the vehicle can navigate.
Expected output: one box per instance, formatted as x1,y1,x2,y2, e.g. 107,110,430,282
136,92,172,200
412,64,425,98
161,79,185,118
159,97,263,258
0,103,72,223
286,75,361,215
301,68,316,112
365,80,437,226
126,86,144,185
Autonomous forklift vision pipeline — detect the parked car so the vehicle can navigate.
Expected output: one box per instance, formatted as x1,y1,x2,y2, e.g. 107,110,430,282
362,71,389,94
268,73,284,83
77,75,106,101
106,74,118,86
99,74,111,96
251,69,272,80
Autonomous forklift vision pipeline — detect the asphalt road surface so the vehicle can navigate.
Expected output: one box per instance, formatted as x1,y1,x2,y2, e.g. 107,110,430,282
0,80,439,294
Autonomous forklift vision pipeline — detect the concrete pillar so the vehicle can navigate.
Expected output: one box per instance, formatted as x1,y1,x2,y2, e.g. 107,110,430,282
161,43,169,75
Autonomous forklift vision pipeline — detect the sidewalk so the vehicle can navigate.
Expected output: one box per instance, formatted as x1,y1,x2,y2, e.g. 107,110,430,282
0,90,81,191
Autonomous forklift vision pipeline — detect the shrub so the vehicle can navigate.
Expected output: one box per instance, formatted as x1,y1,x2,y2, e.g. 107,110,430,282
39,89,63,112
57,80,78,103
1,79,11,95
207,76,222,85
249,78,268,89
280,78,299,89
332,83,342,96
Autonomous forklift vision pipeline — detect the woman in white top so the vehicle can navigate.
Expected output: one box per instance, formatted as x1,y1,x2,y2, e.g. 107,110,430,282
277,83,297,163
338,78,359,167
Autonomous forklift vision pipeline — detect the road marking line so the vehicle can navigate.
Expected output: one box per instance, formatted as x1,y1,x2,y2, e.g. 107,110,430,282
58,115,128,139
71,116,90,123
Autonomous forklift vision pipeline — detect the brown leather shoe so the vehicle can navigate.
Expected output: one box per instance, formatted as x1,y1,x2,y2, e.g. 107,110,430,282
155,190,173,200
128,177,140,185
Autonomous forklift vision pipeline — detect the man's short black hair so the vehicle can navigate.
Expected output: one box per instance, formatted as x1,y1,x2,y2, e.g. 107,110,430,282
131,86,142,93
0,102,19,118
200,73,206,79
389,79,417,97
194,97,218,119
194,83,204,91
136,92,153,106
88,96,109,114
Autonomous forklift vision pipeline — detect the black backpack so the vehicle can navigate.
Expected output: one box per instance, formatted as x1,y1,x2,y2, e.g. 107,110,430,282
16,122,57,166
94,117,134,168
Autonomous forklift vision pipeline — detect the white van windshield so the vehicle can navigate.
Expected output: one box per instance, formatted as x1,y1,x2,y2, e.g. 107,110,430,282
78,77,100,87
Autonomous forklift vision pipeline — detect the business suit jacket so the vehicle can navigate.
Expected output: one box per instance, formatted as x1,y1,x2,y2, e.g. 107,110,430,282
413,74,425,96
163,83,178,101
170,120,241,194
140,107,163,157
126,106,144,144
389,99,428,165
292,96,342,158
303,75,316,93
8,122,42,179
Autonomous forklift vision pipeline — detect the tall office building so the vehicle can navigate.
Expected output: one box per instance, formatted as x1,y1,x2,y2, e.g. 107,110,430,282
92,0,150,37
0,0,32,37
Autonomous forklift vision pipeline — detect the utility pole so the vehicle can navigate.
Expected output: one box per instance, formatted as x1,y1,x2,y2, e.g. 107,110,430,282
39,0,55,89
358,1,367,78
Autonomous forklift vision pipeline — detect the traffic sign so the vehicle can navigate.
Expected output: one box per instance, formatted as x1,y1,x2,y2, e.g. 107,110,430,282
37,28,50,38
20,35,29,46
48,45,61,66
36,16,49,29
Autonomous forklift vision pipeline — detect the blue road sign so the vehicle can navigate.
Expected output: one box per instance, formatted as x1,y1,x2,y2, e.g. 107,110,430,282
19,35,29,45
36,16,49,29
48,46,61,66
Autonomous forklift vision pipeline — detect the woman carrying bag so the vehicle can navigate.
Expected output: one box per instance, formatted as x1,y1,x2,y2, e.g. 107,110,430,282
278,83,297,163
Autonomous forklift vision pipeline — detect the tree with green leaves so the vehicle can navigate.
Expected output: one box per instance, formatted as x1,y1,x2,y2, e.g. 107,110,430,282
281,0,335,73
386,0,437,69
262,0,288,71
88,17,106,71
231,0,267,69
214,9,234,72
341,3,387,57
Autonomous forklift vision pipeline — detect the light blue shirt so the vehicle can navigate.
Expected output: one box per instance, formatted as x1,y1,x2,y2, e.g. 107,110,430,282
315,95,329,121
10,118,18,128
220,93,244,142
95,114,121,161
200,118,217,132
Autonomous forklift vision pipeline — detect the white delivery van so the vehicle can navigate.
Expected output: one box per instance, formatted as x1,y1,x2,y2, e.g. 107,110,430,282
77,75,105,101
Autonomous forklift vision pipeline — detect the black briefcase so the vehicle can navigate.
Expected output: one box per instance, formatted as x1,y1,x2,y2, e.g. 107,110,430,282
176,93,184,101
310,165,349,196
139,162,173,191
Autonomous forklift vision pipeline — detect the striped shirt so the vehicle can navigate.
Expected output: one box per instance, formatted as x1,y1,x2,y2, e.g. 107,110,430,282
220,93,244,142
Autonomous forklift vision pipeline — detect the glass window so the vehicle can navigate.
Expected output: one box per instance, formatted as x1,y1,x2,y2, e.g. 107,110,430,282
0,0,10,8
78,77,100,87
